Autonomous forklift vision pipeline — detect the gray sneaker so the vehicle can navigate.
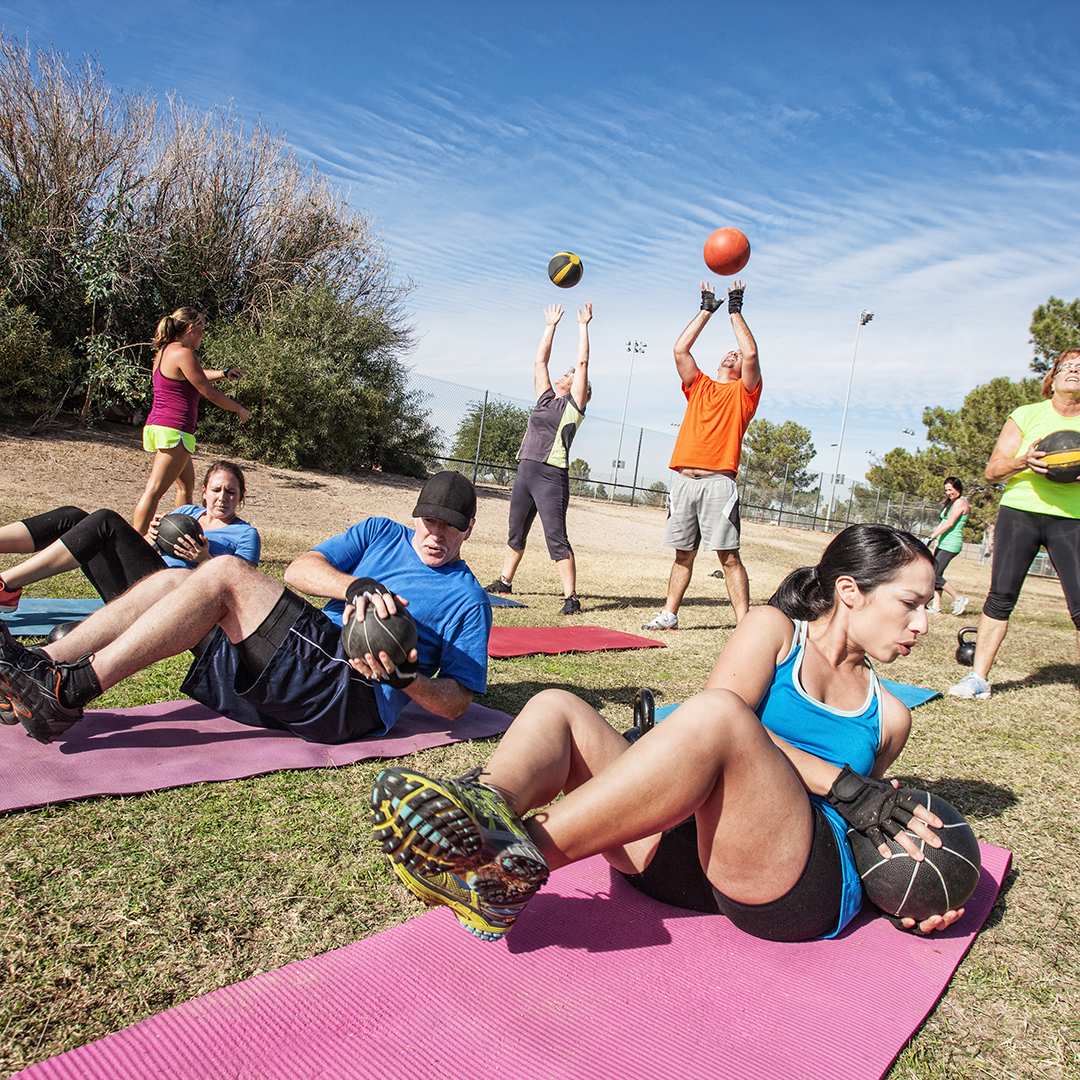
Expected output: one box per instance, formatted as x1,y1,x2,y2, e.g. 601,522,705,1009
642,610,678,631
951,596,969,616
948,671,991,699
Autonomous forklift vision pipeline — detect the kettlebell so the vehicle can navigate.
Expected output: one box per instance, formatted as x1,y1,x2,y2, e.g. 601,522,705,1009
956,627,977,667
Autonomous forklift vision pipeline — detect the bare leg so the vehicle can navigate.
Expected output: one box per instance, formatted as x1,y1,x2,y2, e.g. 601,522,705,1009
83,558,284,691
498,545,525,584
0,539,80,591
941,581,960,603
0,521,35,555
718,549,750,622
484,688,813,905
133,446,191,535
43,569,192,663
662,549,697,615
174,455,196,508
971,612,1009,681
555,552,577,598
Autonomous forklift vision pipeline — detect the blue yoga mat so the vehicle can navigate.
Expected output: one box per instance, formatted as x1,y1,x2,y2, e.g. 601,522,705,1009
654,678,940,724
0,597,104,637
486,593,526,608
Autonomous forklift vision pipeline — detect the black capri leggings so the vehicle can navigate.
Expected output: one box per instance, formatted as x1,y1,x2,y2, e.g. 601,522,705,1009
23,506,168,603
983,504,1080,628
934,547,959,592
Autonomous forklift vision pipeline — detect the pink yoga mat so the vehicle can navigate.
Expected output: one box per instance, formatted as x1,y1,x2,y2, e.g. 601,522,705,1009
489,624,665,658
0,699,512,813
15,845,1011,1080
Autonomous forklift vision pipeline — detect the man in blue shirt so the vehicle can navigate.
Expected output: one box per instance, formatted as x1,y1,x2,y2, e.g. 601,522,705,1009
0,473,491,746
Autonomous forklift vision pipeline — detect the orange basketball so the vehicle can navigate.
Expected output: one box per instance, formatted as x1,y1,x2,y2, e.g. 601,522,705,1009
703,228,751,276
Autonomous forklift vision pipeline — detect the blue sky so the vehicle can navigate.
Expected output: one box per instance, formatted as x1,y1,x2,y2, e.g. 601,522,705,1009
5,1,1079,481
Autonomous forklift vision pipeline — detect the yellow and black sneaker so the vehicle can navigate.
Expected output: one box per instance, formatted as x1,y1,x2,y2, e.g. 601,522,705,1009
371,766,548,937
388,859,534,942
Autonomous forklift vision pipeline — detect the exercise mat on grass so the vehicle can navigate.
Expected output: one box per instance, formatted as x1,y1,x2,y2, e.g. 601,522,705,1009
489,625,664,657
0,699,512,813
1,597,103,638
14,845,1011,1080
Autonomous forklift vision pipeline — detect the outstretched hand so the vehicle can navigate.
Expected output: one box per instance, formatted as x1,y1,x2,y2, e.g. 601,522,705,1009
544,303,565,326
700,281,724,313
578,301,592,324
727,280,745,314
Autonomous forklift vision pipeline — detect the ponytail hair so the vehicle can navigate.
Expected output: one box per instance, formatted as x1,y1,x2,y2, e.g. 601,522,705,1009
769,524,933,621
153,307,205,351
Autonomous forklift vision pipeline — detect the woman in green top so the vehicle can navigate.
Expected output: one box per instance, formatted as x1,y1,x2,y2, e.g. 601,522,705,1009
926,477,970,615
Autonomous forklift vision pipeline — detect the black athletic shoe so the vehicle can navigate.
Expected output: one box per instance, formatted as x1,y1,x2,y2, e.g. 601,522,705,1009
484,578,513,595
559,595,581,616
0,650,85,744
0,691,18,726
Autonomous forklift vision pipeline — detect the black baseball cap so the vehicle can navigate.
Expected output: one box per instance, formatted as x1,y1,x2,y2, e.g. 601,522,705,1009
412,471,477,532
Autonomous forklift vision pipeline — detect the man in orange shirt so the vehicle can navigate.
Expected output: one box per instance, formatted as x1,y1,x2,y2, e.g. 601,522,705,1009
642,280,761,631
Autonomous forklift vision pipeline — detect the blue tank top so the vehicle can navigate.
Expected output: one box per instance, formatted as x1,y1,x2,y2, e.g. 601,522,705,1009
755,619,882,936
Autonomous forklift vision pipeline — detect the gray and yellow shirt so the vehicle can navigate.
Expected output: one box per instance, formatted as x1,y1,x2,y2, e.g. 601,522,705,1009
517,388,586,470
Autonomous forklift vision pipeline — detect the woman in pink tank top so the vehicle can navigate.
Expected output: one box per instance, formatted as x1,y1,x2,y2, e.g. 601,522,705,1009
132,308,251,535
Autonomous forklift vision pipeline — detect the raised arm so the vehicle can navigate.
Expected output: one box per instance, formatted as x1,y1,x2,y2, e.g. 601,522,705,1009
570,302,592,407
533,304,564,398
672,282,718,388
727,280,760,392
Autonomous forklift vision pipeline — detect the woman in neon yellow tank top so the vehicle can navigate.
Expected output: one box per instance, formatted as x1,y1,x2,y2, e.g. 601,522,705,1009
926,477,970,615
949,350,1080,699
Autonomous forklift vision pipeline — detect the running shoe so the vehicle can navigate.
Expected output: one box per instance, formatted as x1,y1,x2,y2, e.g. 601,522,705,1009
926,605,941,615
0,691,17,726
370,766,548,932
388,859,533,942
485,578,513,594
0,645,85,744
0,580,22,610
951,596,969,616
641,610,678,631
947,671,991,700
559,595,581,616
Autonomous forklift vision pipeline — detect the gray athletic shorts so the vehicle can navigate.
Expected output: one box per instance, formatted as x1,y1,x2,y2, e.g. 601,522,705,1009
662,471,741,552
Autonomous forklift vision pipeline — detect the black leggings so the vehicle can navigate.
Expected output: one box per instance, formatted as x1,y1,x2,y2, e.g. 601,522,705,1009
934,547,959,592
618,804,843,942
23,506,168,603
983,504,1080,628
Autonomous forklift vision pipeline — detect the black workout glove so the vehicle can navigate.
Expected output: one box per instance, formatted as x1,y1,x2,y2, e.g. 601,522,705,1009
826,765,921,850
700,288,724,313
345,577,392,608
384,658,419,690
726,284,745,314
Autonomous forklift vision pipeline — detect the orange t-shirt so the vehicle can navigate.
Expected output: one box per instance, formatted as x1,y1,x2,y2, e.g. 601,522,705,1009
669,372,761,472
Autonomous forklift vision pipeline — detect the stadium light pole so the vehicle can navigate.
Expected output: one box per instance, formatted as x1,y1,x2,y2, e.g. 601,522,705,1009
825,310,873,529
612,340,646,500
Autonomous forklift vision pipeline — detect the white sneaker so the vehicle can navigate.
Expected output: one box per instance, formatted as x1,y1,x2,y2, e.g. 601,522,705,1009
948,672,991,699
926,605,941,615
642,610,678,631
951,596,969,616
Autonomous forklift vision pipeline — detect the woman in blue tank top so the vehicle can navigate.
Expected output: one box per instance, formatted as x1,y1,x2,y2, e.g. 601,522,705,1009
372,525,970,944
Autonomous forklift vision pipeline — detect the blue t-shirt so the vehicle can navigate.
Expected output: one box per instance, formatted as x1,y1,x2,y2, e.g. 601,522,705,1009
160,505,261,568
313,517,492,732
755,618,882,937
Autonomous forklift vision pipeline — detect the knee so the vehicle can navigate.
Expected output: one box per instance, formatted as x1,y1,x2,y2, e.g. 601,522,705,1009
194,554,255,589
668,688,756,744
674,549,697,568
717,550,743,568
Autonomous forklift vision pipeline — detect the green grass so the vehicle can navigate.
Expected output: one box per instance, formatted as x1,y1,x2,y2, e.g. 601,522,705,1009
2,512,1079,1078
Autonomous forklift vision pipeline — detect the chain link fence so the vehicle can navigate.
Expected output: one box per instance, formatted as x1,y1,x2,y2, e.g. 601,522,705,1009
406,372,989,551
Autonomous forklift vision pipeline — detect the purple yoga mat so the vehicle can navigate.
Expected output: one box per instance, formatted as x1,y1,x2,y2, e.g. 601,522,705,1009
13,844,1011,1080
0,699,513,813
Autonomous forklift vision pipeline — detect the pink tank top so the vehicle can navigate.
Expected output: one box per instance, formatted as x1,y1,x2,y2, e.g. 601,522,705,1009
146,356,201,433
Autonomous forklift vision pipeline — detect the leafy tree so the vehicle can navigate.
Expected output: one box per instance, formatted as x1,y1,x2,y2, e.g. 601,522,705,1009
198,284,437,477
643,479,669,507
1029,296,1080,374
569,457,593,496
743,419,816,492
0,292,75,421
448,399,529,484
867,376,1043,537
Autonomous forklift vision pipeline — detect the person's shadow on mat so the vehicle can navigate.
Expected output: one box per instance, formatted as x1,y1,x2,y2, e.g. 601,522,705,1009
504,872,711,955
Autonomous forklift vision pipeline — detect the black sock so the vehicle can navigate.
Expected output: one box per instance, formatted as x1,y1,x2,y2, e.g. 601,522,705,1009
58,655,103,709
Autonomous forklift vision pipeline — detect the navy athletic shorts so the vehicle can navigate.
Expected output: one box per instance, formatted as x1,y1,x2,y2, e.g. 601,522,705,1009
180,589,382,743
